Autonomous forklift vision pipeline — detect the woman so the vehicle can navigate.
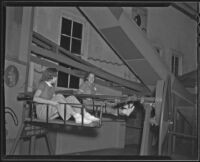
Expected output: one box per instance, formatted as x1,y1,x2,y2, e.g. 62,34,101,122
78,72,135,117
33,68,98,124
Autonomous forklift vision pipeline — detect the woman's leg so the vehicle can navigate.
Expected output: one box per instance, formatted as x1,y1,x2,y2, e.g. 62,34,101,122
52,94,76,120
53,94,92,124
65,95,100,121
36,104,59,120
65,95,86,114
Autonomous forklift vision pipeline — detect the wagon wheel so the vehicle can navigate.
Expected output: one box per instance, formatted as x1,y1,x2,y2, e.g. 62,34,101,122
158,75,173,155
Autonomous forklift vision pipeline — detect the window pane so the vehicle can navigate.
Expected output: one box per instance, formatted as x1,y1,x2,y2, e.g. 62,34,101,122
69,75,79,89
60,36,70,51
57,71,69,88
72,21,83,39
61,18,72,36
171,56,175,73
175,56,179,76
71,38,81,54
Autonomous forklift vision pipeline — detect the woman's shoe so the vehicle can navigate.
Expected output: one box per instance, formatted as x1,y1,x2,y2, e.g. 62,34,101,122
121,106,135,116
123,103,134,109
74,113,92,124
85,112,100,122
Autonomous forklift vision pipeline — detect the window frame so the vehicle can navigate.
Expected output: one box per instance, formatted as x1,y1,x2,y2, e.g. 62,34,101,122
57,11,88,90
170,49,183,77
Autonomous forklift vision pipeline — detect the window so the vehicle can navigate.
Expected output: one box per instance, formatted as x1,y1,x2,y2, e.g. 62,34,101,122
60,17,83,55
57,17,83,89
171,55,181,77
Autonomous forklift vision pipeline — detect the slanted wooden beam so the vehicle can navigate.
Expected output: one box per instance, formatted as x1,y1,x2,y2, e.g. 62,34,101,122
30,54,139,94
31,44,150,95
178,70,197,88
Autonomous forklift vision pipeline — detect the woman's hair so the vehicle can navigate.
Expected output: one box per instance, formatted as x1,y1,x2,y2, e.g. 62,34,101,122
40,68,58,82
83,72,94,81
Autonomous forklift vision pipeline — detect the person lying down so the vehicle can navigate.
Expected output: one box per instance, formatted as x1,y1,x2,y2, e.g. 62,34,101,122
77,72,135,117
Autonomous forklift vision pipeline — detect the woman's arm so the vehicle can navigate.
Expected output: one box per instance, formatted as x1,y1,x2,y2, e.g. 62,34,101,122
78,82,89,94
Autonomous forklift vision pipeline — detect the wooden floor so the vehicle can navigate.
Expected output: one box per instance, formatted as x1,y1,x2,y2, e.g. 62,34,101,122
69,141,198,160
69,144,165,160
70,144,139,156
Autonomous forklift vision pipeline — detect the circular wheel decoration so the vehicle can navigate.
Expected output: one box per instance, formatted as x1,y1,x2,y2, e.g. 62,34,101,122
5,65,19,88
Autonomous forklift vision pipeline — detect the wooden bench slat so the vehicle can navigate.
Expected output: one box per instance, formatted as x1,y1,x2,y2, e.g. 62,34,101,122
24,118,101,128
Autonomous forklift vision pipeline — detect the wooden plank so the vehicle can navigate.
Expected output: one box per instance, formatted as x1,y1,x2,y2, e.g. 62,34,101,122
30,55,85,78
33,31,56,49
32,37,52,50
32,31,150,95
169,131,197,140
140,104,152,155
158,76,173,156
154,80,164,125
95,78,139,95
178,70,197,88
172,77,196,105
31,45,150,94
176,107,194,127
30,54,141,94
24,118,100,128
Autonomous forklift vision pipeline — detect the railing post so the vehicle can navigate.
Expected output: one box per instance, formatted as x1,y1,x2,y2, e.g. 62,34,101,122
64,103,66,125
81,104,84,125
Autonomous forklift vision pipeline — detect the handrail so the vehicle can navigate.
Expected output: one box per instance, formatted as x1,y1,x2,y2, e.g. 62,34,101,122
169,131,197,140
22,100,102,128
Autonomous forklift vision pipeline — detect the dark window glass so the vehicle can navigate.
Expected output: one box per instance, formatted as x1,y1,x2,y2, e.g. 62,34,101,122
57,71,69,88
58,17,83,89
71,38,81,54
69,75,79,89
61,18,72,36
171,56,174,73
175,56,179,76
72,21,83,39
60,36,70,51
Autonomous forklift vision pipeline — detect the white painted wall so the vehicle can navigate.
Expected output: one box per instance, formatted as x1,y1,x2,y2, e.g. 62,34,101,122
146,6,197,74
5,7,31,154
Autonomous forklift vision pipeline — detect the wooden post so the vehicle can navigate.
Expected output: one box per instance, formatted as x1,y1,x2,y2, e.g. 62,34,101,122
172,106,177,153
45,133,54,155
140,103,152,155
30,136,36,155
